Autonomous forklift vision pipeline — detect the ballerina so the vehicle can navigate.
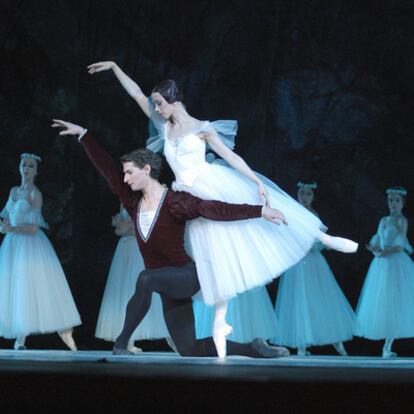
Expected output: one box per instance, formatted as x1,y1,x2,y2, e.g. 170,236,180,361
95,205,171,352
355,186,414,358
86,61,358,358
272,181,355,356
0,153,81,350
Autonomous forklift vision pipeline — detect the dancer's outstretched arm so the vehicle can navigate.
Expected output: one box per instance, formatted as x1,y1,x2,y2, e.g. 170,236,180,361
51,119,135,211
201,130,270,206
87,61,151,117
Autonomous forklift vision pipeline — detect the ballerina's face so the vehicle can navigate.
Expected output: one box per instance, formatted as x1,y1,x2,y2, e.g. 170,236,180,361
298,187,314,208
388,193,404,214
19,157,38,181
123,161,151,191
151,92,175,119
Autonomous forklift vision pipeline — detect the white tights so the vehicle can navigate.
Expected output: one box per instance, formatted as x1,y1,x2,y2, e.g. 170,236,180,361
213,300,232,358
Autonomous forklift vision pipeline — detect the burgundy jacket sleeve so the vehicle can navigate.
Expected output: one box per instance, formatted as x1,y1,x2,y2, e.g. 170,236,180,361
80,133,137,212
168,191,262,222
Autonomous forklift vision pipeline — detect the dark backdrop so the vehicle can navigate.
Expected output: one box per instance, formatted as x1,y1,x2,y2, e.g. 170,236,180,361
1,0,414,355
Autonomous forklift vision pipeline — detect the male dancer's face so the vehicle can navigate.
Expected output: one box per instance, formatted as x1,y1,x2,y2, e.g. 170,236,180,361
123,161,151,191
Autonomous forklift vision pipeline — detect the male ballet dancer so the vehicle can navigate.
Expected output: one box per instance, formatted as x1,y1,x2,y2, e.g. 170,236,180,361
52,119,289,358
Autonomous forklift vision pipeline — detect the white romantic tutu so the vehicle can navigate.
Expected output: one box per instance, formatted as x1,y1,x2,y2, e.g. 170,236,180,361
271,245,355,348
148,117,330,305
0,230,81,338
174,162,326,304
95,235,170,341
355,252,414,340
193,286,279,343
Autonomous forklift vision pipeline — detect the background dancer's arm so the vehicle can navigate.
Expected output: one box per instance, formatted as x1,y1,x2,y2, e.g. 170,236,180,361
87,61,151,117
0,190,41,235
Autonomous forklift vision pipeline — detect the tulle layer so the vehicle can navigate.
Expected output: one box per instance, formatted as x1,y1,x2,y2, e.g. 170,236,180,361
193,287,279,343
355,252,414,340
272,249,355,348
95,236,170,341
0,231,81,338
173,163,326,304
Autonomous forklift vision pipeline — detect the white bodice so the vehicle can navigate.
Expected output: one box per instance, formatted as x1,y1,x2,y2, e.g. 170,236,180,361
1,198,47,228
164,132,209,187
371,217,412,253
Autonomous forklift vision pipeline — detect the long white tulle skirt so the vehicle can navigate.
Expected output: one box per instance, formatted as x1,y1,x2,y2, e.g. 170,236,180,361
193,286,279,343
271,249,355,348
95,235,170,341
173,162,326,304
355,252,414,340
0,230,81,338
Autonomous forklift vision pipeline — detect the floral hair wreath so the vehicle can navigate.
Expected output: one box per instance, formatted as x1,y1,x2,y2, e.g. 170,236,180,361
20,153,42,163
297,181,318,190
386,187,407,196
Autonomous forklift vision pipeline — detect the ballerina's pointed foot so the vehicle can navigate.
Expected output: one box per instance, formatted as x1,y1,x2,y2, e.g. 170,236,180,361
127,345,143,354
333,342,348,356
321,235,358,254
59,329,78,351
382,348,397,358
213,322,233,359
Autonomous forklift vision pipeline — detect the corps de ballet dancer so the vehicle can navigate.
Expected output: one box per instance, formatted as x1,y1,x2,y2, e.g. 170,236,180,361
272,181,355,356
0,153,81,350
355,186,414,358
51,118,290,359
95,205,171,353
86,61,358,358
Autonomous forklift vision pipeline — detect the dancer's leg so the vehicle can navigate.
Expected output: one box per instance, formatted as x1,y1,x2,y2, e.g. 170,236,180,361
213,300,232,358
160,293,288,358
382,338,397,358
58,328,77,351
14,336,27,350
319,233,358,253
127,339,142,353
114,262,199,349
333,342,348,356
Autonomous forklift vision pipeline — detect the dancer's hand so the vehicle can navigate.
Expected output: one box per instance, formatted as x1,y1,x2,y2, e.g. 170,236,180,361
87,61,115,75
0,217,11,234
258,180,270,207
262,207,288,225
51,119,86,137
111,214,122,227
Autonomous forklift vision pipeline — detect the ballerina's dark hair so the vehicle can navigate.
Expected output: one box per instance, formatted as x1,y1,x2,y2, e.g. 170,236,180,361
152,79,183,104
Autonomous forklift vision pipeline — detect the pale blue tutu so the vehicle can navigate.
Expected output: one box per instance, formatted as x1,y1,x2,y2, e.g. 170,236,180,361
0,198,81,338
95,234,170,342
193,287,279,343
355,220,414,340
355,252,414,340
272,244,355,348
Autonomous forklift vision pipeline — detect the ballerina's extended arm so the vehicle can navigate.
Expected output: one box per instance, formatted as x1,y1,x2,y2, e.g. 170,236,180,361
201,130,270,207
87,61,151,118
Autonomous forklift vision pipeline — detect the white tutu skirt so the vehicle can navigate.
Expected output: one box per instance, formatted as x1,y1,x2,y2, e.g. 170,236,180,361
271,249,355,348
95,236,170,341
0,230,81,338
193,287,279,343
173,163,326,304
355,252,414,340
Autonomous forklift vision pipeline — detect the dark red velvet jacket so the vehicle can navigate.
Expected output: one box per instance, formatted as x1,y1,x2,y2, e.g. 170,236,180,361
81,133,262,269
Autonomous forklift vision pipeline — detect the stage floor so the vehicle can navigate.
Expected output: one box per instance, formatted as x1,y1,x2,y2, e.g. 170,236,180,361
1,351,414,412
0,350,414,383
